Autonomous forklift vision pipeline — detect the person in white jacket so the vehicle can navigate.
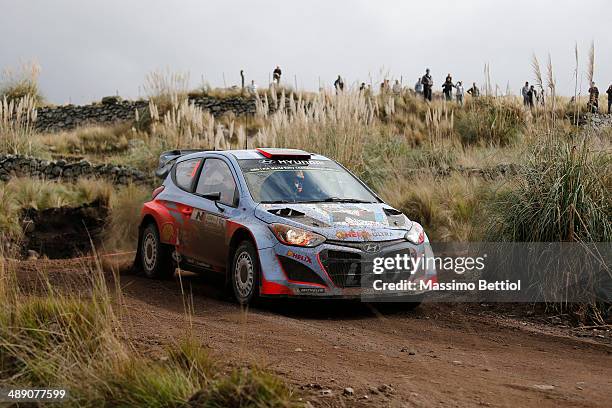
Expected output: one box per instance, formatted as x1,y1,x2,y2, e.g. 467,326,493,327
415,77,424,96
455,81,465,105
247,80,258,95
392,80,402,95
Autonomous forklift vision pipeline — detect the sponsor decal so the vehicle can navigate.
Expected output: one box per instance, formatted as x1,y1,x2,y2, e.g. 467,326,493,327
259,159,324,165
287,250,312,264
298,287,325,294
191,210,226,234
336,230,372,240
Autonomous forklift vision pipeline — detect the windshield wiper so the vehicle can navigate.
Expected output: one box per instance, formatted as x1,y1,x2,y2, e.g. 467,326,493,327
260,200,295,204
317,197,374,203
261,198,375,204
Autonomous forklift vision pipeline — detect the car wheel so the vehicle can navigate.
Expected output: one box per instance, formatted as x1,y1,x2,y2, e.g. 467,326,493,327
140,223,174,279
231,241,260,305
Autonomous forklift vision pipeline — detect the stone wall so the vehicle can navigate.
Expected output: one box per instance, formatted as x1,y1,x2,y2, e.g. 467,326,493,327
0,153,520,186
0,154,149,185
35,95,259,133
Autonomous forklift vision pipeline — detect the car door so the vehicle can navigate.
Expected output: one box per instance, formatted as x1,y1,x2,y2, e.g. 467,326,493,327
186,157,240,271
170,158,203,258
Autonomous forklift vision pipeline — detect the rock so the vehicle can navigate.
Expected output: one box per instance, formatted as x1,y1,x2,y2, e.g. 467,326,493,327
101,95,122,105
533,384,555,391
343,387,354,396
294,348,303,352
452,360,463,365
27,250,39,260
378,384,395,394
320,389,332,396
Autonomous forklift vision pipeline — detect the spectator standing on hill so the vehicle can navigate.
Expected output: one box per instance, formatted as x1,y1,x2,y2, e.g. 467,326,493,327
528,85,535,108
442,74,454,101
359,82,366,93
422,69,433,101
247,80,257,95
607,84,612,114
334,75,344,93
521,82,530,106
380,79,390,93
455,81,465,105
467,83,480,98
588,82,599,113
415,77,424,96
392,79,402,94
272,66,282,85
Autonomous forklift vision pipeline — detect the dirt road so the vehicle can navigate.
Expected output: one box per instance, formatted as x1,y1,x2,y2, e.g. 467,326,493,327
16,259,612,407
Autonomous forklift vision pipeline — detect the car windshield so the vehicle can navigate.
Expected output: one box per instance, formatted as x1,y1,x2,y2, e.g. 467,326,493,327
238,158,379,204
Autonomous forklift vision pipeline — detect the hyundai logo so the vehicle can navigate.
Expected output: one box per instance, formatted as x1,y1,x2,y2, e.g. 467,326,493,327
363,243,380,253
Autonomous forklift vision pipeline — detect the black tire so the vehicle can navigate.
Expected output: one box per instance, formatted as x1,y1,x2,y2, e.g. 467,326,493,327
140,223,174,279
231,241,260,305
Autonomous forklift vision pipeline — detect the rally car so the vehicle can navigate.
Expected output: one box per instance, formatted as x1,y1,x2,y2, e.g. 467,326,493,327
135,148,436,305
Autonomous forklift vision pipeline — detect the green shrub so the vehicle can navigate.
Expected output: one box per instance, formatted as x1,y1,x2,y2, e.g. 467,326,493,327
490,138,611,242
190,368,297,408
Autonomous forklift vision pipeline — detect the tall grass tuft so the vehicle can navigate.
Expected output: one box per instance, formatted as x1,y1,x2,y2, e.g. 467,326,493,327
0,95,38,154
531,54,544,93
490,136,611,242
0,62,44,105
104,183,151,252
587,42,595,87
143,69,190,115
455,97,524,146
0,254,297,406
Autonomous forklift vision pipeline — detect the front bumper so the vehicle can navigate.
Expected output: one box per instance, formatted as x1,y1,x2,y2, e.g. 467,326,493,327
258,238,437,299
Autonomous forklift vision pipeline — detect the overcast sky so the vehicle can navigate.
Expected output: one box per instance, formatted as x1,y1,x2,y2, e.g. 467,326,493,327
1,0,609,104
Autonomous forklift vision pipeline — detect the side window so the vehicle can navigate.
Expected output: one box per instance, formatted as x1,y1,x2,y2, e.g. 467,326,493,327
196,159,238,206
174,159,201,191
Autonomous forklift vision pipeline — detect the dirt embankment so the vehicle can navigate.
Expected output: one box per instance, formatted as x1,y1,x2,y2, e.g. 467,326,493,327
17,201,107,259
12,258,612,408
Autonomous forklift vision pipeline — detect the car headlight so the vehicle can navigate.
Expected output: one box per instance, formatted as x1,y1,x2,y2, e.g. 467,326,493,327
405,222,425,245
269,223,326,247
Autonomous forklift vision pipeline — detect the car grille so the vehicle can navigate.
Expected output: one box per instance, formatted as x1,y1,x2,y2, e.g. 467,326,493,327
319,245,417,288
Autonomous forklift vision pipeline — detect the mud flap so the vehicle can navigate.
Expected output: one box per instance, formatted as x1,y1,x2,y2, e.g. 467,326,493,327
131,225,144,274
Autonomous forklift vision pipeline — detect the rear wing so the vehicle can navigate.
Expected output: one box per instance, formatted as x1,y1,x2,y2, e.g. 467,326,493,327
155,149,206,179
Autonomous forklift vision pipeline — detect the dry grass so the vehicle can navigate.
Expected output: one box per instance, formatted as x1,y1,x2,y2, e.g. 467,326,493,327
381,173,495,242
0,251,297,407
0,95,38,155
103,183,151,252
36,123,135,157
0,62,44,105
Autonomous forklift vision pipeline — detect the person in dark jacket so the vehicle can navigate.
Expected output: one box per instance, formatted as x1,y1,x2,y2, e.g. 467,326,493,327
528,85,535,108
521,82,530,106
467,83,480,98
421,69,433,101
334,75,344,93
442,74,454,101
272,66,282,85
588,82,599,113
607,84,612,114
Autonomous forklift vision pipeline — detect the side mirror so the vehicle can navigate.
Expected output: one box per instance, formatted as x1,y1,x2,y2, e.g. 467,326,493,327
199,191,224,212
200,191,221,201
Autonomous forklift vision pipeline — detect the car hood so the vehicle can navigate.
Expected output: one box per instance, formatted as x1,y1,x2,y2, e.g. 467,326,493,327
255,202,411,242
